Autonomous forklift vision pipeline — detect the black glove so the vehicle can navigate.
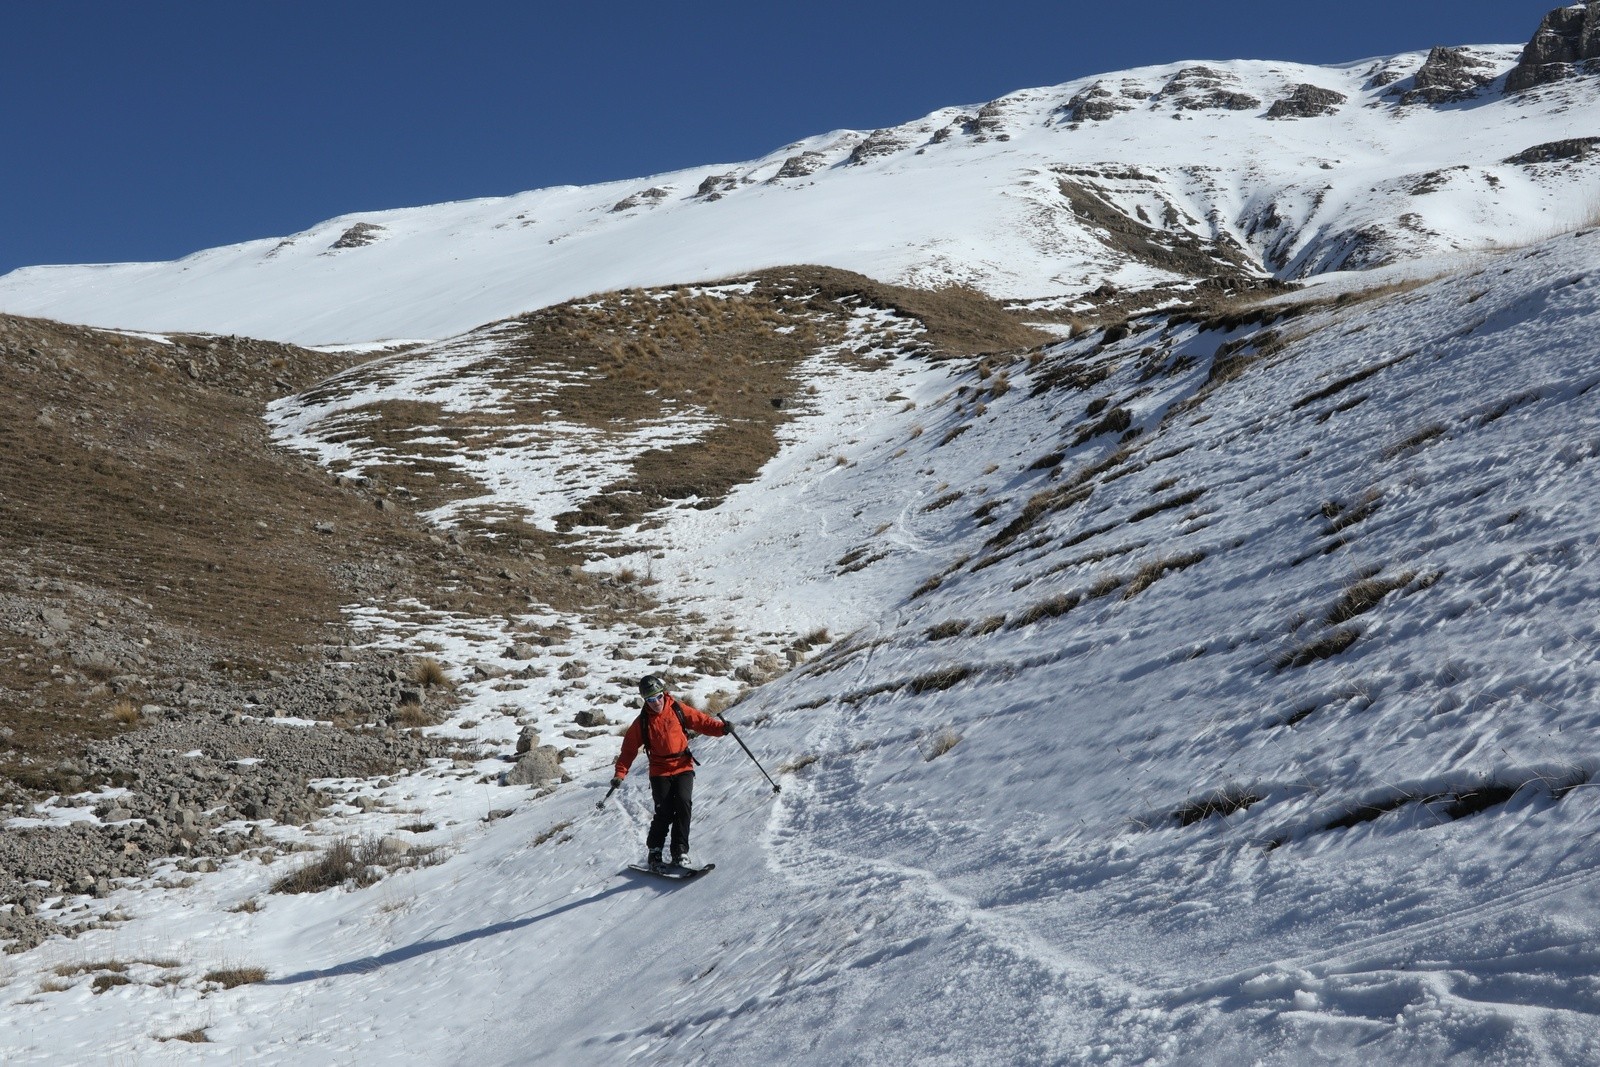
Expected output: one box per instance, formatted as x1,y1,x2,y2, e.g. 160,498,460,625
609,776,623,789
722,719,736,734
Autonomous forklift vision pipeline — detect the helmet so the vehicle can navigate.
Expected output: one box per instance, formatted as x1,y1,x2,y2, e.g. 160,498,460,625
638,675,667,699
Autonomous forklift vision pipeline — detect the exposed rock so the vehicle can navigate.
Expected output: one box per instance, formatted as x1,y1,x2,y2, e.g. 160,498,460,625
1507,3,1600,92
734,651,784,686
1397,46,1498,104
505,642,538,661
330,223,386,250
574,709,608,728
1366,67,1409,89
1504,137,1600,165
1060,83,1134,124
695,172,739,199
771,152,828,181
515,725,541,755
610,187,672,213
503,745,563,787
0,714,448,931
1409,166,1468,195
1266,84,1348,119
1156,67,1261,111
962,102,1009,137
845,130,907,166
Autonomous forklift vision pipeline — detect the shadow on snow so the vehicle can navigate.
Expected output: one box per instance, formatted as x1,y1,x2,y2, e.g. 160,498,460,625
264,874,689,985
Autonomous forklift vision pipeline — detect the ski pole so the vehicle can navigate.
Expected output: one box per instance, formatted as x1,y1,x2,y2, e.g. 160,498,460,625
596,781,619,810
724,719,781,794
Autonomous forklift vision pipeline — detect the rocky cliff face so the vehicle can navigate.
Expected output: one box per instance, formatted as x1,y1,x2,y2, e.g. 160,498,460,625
1397,46,1499,104
1508,3,1600,91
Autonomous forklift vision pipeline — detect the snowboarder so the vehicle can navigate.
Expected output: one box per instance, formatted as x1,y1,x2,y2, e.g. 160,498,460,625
610,675,733,871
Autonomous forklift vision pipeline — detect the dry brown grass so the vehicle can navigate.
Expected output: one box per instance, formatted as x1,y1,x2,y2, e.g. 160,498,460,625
1008,593,1083,630
159,1029,211,1044
1382,423,1449,459
1325,571,1415,624
0,314,551,792
269,835,443,895
1276,627,1361,671
390,703,440,729
412,656,450,688
203,966,267,989
909,665,975,694
1122,552,1207,599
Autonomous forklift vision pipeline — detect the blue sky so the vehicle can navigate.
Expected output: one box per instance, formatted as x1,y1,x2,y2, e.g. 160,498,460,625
0,0,1547,275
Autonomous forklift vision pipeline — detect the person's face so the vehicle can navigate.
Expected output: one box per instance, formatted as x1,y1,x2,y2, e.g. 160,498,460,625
644,693,665,712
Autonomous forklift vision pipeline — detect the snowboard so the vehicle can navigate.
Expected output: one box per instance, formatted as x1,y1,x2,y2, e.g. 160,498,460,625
627,862,715,881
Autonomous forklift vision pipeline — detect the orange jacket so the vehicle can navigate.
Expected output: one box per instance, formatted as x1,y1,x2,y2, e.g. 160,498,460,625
614,695,728,779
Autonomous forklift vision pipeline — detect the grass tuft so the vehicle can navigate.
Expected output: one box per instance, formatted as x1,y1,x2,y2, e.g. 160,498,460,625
203,966,267,989
160,1029,211,1044
412,656,450,688
1276,627,1361,671
1173,785,1261,826
922,728,963,761
269,835,438,895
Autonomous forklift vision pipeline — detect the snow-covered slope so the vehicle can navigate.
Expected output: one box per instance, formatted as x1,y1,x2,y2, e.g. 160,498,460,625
3,44,1596,345
5,220,1600,1063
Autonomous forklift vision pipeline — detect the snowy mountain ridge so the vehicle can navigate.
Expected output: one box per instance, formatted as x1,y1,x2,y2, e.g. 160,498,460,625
2,35,1595,345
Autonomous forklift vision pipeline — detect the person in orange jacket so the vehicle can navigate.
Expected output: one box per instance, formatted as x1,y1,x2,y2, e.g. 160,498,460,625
611,674,733,870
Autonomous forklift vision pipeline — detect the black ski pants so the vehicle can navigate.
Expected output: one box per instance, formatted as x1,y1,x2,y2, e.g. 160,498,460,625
647,771,694,859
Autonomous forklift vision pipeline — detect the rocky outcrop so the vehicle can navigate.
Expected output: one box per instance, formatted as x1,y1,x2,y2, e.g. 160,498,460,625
0,714,450,949
962,102,1010,139
330,223,386,249
1504,137,1600,165
845,130,908,166
1060,83,1134,124
1155,67,1260,112
770,152,829,181
1397,47,1498,104
503,744,564,787
610,187,672,213
1507,3,1600,92
1266,84,1348,119
695,173,741,200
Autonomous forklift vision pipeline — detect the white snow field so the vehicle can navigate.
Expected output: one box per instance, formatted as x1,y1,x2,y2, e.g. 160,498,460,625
6,24,1600,1067
1,45,1593,346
